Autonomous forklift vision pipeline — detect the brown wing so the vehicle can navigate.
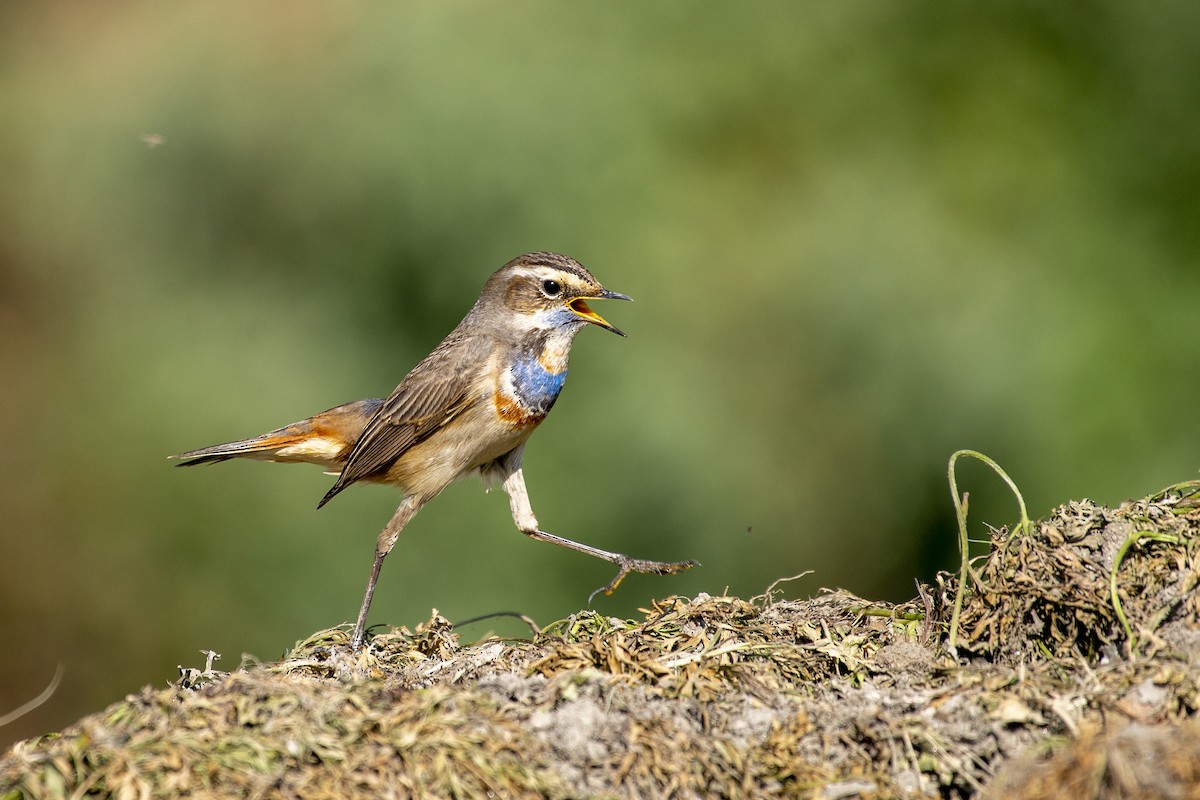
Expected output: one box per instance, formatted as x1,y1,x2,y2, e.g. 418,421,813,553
317,332,490,507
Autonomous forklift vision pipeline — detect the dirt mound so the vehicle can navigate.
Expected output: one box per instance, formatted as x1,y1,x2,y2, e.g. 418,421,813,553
3,484,1199,798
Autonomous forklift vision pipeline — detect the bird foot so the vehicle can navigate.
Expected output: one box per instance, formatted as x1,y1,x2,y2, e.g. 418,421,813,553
588,556,700,603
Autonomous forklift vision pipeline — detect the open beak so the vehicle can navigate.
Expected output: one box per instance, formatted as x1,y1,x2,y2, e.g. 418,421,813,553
568,289,632,337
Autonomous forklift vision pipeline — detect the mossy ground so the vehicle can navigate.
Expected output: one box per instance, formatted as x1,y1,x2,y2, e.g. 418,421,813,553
3,485,1200,798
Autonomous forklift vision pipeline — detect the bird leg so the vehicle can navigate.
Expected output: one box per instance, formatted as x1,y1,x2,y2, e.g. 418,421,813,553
351,493,423,650
500,466,698,603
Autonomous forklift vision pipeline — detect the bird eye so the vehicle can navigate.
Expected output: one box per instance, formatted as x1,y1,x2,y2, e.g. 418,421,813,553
541,279,562,297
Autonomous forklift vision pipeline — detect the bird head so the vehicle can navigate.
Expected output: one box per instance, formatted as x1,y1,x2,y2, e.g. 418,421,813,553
482,252,632,337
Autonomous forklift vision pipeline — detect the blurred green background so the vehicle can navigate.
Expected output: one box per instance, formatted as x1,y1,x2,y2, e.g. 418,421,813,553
3,1,1199,749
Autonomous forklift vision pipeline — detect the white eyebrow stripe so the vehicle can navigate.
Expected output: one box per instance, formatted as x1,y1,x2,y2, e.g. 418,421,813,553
509,267,550,281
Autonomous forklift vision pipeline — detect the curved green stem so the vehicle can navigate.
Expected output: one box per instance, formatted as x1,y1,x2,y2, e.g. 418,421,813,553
1110,529,1180,657
946,450,1031,653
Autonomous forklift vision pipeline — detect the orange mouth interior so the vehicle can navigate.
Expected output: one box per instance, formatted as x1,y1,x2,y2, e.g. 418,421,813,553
568,298,610,327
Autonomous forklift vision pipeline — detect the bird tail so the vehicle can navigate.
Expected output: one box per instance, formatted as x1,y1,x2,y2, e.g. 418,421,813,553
170,398,383,472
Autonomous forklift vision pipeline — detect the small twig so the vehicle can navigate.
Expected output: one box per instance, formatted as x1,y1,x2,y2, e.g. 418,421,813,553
852,608,925,621
752,571,814,605
1149,479,1200,504
453,610,541,636
915,580,935,647
0,664,64,727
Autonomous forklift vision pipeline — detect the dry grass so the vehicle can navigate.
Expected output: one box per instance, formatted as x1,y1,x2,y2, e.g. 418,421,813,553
3,482,1200,798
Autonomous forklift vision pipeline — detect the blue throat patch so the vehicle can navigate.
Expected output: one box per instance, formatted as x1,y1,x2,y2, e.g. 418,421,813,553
511,357,568,412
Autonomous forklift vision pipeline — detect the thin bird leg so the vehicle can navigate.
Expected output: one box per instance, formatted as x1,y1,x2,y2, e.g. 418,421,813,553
501,467,698,603
351,493,423,650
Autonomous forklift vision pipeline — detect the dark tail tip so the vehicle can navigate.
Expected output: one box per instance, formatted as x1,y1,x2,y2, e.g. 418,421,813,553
317,482,343,509
171,454,232,467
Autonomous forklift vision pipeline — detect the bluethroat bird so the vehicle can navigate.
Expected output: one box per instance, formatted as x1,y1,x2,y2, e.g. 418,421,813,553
173,252,697,650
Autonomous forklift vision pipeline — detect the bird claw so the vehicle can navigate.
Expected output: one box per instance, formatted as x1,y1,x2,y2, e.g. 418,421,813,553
587,557,700,604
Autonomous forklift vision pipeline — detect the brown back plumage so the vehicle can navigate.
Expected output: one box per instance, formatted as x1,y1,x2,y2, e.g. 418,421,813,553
316,252,603,508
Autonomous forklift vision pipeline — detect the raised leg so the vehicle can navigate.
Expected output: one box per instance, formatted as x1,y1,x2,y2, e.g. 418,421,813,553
351,494,423,650
500,463,697,602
